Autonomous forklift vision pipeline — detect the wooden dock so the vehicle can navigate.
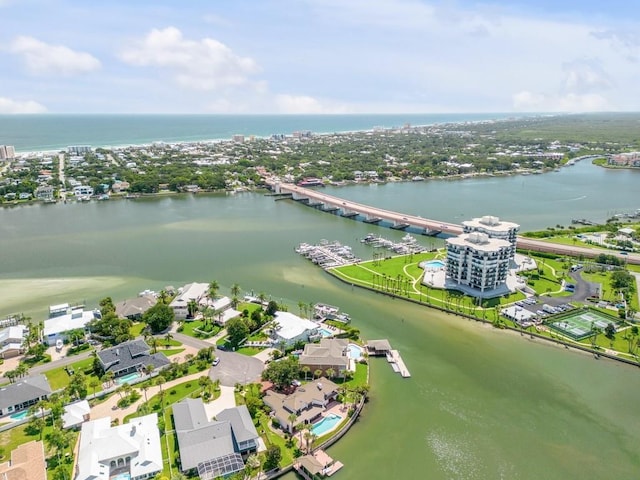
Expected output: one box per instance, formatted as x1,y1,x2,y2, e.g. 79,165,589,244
383,348,411,377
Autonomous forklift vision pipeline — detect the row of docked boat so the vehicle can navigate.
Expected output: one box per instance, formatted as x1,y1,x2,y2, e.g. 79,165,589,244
313,303,351,323
295,240,361,268
360,233,427,255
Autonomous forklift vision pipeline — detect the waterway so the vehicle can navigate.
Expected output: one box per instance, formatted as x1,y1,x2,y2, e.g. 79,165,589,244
1,160,639,479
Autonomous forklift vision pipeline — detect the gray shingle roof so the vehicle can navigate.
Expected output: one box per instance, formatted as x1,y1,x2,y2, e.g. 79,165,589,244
0,374,51,411
216,405,259,444
97,339,170,375
115,295,157,319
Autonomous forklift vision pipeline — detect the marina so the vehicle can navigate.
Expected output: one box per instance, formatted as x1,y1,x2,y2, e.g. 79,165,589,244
295,240,361,268
313,303,351,324
360,232,427,255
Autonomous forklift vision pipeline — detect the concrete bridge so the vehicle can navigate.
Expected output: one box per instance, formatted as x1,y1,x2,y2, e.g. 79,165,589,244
273,182,640,265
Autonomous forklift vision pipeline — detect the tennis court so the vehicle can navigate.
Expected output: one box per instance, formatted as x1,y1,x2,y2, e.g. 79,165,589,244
548,309,619,341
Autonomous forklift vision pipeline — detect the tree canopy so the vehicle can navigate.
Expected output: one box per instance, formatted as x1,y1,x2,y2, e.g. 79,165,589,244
262,356,299,390
226,317,249,347
143,302,174,333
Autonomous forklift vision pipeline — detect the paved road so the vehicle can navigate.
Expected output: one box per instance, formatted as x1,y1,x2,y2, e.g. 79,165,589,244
0,349,94,383
209,349,264,387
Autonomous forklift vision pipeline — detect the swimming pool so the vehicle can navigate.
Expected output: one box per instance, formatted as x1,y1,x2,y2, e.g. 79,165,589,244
10,410,28,420
111,473,131,480
311,413,342,436
318,328,333,338
116,372,141,385
347,344,363,359
422,259,445,269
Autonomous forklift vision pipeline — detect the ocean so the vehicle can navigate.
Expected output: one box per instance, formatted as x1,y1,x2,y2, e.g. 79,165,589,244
0,113,524,153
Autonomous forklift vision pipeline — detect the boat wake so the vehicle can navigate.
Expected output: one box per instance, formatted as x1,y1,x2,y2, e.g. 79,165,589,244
564,195,587,202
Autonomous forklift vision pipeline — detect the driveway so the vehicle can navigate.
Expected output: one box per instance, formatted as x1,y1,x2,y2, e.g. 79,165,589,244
209,350,264,387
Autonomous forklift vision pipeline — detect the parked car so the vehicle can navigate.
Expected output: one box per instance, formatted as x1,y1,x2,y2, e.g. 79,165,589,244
212,357,220,366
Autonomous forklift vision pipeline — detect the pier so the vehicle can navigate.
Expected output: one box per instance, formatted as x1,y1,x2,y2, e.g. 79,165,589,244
366,339,411,378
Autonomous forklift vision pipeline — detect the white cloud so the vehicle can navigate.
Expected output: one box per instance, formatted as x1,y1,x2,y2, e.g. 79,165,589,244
512,91,610,112
9,36,101,75
0,97,47,114
274,94,350,114
561,58,612,93
120,27,259,90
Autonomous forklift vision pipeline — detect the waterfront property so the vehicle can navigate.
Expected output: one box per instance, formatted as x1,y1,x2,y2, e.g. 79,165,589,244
294,449,343,479
43,304,100,346
115,294,157,320
0,374,51,417
365,339,392,356
0,441,47,480
299,338,350,378
173,398,259,479
270,311,320,347
96,339,170,378
263,377,339,433
462,215,520,258
76,413,163,480
169,282,209,320
0,324,26,358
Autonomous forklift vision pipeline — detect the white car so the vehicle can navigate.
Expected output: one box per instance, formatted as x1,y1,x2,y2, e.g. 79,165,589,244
212,358,220,366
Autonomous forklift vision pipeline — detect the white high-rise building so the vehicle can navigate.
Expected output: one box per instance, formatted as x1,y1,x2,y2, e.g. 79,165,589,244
4,146,15,159
445,232,512,296
462,215,519,258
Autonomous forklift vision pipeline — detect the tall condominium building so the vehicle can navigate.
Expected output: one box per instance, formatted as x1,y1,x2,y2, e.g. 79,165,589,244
445,232,512,296
462,215,519,258
67,145,92,154
0,145,16,159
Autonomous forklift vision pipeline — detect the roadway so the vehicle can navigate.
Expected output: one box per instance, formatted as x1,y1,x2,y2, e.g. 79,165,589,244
275,183,640,265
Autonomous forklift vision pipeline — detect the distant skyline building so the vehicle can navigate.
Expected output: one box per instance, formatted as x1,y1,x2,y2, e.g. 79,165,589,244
67,145,92,154
0,145,16,160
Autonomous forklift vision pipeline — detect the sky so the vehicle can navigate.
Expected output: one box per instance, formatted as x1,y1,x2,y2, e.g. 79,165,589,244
1,0,639,114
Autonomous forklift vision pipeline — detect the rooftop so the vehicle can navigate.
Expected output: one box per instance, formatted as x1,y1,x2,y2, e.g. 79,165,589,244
273,311,319,340
0,374,52,412
0,441,47,480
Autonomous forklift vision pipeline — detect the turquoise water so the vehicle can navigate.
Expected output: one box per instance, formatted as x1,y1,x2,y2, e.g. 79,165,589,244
423,260,445,269
347,344,363,360
111,474,131,480
10,410,28,420
312,413,342,436
319,328,333,337
0,113,522,152
116,372,141,385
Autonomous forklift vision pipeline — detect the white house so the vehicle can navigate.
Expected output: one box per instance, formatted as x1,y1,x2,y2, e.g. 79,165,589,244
0,324,26,358
43,307,99,346
76,413,162,480
270,311,319,347
169,282,209,320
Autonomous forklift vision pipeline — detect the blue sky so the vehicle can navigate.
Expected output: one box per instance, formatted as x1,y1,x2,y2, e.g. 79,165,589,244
1,0,638,113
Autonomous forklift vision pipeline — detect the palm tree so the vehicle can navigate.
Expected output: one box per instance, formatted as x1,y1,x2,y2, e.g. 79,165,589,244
149,337,158,354
303,429,314,453
313,369,322,380
89,378,100,398
257,292,267,308
187,300,198,320
287,412,297,434
244,453,261,480
164,332,173,348
325,368,335,379
231,283,241,301
158,289,169,304
141,384,149,403
208,280,220,300
104,371,115,388
144,364,155,377
298,301,306,317
301,366,310,381
155,375,166,408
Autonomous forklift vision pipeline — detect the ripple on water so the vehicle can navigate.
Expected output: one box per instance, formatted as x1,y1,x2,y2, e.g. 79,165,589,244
427,430,481,480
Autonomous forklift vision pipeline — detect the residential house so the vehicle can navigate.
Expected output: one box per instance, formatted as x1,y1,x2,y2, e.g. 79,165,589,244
0,441,47,480
62,399,91,429
270,311,319,347
173,398,260,479
115,295,157,320
96,339,170,378
34,185,55,201
0,374,52,417
75,414,162,480
169,282,209,320
0,324,26,358
263,377,339,433
43,306,100,346
299,338,350,378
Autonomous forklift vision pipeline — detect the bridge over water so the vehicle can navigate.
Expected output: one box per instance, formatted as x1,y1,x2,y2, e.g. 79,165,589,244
273,182,640,265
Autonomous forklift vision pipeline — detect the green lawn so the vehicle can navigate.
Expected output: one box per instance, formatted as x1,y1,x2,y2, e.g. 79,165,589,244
235,346,263,356
44,358,100,391
258,415,294,467
130,322,147,337
179,319,222,338
162,348,185,357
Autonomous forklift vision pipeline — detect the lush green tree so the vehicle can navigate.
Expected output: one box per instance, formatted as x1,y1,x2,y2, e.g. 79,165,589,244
66,371,88,399
263,445,282,471
226,317,249,347
262,356,299,390
208,280,220,300
604,322,616,340
265,300,278,317
143,303,174,333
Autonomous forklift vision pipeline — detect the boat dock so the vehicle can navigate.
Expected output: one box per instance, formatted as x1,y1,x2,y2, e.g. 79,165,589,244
366,339,411,378
386,349,411,377
295,240,361,269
